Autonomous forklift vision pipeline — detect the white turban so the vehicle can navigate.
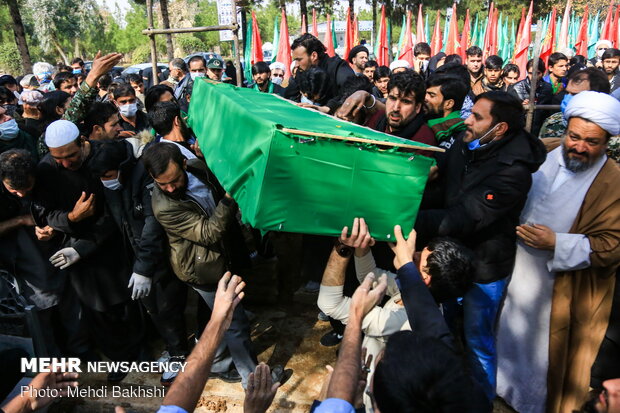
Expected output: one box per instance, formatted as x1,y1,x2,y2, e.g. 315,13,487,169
269,62,285,72
389,59,411,71
564,91,620,136
595,39,612,50
45,120,80,148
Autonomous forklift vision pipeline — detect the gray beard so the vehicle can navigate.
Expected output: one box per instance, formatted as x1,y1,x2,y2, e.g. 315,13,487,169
561,143,595,173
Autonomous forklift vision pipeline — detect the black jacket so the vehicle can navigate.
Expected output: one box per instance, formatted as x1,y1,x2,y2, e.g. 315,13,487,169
508,78,553,136
99,141,171,280
284,54,355,111
32,141,132,311
416,129,547,283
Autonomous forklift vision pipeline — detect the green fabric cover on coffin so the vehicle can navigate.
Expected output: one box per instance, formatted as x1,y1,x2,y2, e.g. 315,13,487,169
188,80,436,242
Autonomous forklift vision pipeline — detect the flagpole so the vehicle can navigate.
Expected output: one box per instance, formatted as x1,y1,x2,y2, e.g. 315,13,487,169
526,19,545,134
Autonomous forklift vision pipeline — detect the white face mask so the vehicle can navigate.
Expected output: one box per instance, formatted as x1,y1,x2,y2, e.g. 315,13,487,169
101,171,122,191
0,119,20,141
190,72,206,80
271,76,283,85
119,103,138,118
597,48,607,59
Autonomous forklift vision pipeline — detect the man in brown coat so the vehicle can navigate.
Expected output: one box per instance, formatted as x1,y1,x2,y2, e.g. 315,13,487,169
496,90,620,413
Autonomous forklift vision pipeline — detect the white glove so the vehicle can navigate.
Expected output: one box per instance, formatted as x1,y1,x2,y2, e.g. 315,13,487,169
50,247,81,269
128,273,152,300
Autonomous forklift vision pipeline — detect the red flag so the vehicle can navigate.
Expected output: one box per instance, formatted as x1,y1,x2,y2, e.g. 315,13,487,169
301,14,307,34
514,0,533,80
459,9,471,60
489,8,499,56
324,14,336,57
513,6,526,60
251,11,263,64
377,6,389,66
483,2,494,57
574,5,589,56
311,9,318,37
558,0,571,50
276,8,292,79
445,4,459,55
430,10,443,55
353,14,359,46
416,4,426,43
344,8,353,60
399,10,414,66
540,7,557,65
601,2,614,41
612,5,620,47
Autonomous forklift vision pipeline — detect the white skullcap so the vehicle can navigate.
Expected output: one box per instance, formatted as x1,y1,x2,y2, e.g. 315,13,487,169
45,120,80,148
596,39,612,49
269,62,286,71
564,91,620,136
560,48,575,59
389,59,411,71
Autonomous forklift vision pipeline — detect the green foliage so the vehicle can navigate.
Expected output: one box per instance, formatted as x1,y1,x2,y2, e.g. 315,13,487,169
0,42,23,74
176,34,206,54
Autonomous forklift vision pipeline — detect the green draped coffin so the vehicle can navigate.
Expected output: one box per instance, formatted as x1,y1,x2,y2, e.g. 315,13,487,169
187,80,436,242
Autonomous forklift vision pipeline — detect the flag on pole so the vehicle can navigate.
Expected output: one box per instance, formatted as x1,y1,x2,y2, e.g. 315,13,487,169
324,14,336,57
483,2,495,57
332,17,338,49
311,9,318,38
244,14,253,81
588,11,600,58
558,0,572,50
301,14,307,34
612,5,620,47
601,1,614,41
430,10,442,55
460,9,471,60
250,11,263,65
445,4,460,56
275,8,292,79
353,14,359,46
271,15,279,63
514,0,533,80
344,8,353,59
397,14,406,55
425,12,430,46
574,5,589,56
399,10,414,66
376,6,389,65
514,7,526,61
540,7,557,65
416,4,426,44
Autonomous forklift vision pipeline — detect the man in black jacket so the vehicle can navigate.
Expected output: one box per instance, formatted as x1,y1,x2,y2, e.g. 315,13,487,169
88,140,189,386
415,91,547,402
284,33,355,112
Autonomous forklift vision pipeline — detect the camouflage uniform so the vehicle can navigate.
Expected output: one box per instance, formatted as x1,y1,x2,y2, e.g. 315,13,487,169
538,112,566,140
607,136,620,164
37,80,99,158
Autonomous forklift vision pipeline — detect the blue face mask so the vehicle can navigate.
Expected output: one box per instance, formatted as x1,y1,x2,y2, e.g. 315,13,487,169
0,119,20,141
72,69,82,75
300,95,319,106
560,93,574,115
467,124,500,151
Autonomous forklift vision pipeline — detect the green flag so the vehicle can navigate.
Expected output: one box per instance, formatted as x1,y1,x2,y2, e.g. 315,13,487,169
332,18,338,49
244,15,253,82
397,14,406,56
271,16,279,63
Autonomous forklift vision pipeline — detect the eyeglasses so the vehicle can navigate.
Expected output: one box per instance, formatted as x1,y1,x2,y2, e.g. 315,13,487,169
272,73,284,78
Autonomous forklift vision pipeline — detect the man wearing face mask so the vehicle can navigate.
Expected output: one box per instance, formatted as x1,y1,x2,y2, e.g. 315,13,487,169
269,62,286,86
87,139,189,386
33,61,55,92
415,91,547,402
0,105,37,160
249,62,285,96
539,67,610,140
112,83,149,135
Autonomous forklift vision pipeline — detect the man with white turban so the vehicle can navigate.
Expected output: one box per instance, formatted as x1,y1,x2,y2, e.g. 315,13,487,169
497,91,620,413
269,61,286,85
389,59,411,74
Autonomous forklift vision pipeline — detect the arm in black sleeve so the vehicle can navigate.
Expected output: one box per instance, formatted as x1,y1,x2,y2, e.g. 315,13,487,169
416,164,532,239
396,262,455,349
284,77,301,102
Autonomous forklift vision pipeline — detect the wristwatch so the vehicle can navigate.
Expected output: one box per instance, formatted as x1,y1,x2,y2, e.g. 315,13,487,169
334,238,354,258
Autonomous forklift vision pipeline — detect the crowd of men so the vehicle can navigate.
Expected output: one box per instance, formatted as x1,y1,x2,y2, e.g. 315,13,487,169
1,32,620,413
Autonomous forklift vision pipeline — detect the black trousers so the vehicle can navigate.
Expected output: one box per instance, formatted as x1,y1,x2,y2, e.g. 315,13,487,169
141,275,189,357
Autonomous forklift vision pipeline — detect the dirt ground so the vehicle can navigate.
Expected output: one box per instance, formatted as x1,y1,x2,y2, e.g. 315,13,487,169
49,256,518,412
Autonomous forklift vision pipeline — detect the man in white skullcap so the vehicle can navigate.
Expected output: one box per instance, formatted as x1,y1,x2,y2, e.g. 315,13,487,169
497,91,620,413
34,119,144,382
269,61,286,85
389,59,411,74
